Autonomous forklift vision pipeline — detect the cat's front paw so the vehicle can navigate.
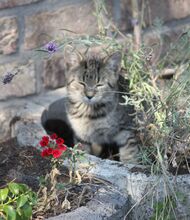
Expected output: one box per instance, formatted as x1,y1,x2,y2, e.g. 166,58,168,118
91,143,103,156
119,145,139,164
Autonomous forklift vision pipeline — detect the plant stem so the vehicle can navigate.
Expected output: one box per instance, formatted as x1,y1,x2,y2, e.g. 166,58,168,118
131,0,141,50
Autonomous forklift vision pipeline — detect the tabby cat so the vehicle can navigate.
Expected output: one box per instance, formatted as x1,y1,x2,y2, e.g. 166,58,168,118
63,49,139,163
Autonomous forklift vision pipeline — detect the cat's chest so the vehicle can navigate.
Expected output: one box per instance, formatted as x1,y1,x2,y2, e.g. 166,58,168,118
68,114,115,142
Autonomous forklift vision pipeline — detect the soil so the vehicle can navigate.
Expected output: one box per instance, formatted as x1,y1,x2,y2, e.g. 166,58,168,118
0,138,51,190
0,138,101,219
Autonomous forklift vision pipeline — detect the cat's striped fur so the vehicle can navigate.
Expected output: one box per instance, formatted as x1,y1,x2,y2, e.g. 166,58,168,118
64,49,139,163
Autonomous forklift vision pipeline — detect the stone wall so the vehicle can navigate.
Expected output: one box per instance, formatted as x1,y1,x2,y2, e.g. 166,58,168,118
0,0,190,102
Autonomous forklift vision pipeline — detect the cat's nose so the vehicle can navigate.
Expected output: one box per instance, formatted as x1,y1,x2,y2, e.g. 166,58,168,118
85,90,95,99
86,94,93,100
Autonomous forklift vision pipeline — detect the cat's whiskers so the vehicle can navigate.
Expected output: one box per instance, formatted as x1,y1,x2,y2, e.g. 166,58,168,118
101,90,130,95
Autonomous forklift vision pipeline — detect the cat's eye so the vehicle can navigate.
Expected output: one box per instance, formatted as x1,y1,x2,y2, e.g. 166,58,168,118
96,83,104,88
78,82,86,87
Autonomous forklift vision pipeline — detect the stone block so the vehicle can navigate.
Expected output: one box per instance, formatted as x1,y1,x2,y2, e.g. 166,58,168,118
108,0,190,31
144,0,190,26
0,16,18,55
0,60,36,100
143,21,190,63
47,187,129,220
24,1,98,50
43,53,66,89
0,0,42,9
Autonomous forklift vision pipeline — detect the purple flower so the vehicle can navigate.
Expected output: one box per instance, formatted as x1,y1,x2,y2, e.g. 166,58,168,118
2,72,17,85
44,41,58,54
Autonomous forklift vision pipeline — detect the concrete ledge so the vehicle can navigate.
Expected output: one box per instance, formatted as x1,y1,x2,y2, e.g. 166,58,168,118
75,155,190,219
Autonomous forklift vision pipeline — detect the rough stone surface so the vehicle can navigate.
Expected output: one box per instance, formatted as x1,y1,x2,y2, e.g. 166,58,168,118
76,155,190,220
24,1,98,49
2,88,67,145
0,0,42,9
108,0,190,31
0,60,36,100
0,104,19,141
47,187,129,220
0,17,18,55
144,0,190,26
143,21,190,63
43,53,66,89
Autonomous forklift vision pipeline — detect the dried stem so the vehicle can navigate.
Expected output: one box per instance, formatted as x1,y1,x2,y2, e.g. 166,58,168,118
131,0,141,50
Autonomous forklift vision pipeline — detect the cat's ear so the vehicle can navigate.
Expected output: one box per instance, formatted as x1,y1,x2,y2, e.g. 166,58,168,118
104,52,122,72
64,46,82,70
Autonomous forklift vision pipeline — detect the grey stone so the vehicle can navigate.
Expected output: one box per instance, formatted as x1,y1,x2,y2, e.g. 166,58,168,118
0,16,18,55
143,21,190,64
43,53,66,89
0,60,36,100
47,207,103,220
143,0,190,26
0,0,42,9
75,155,190,220
24,1,98,49
46,187,129,220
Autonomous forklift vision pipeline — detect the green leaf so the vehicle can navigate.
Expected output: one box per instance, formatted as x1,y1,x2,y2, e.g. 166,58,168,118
0,188,9,202
18,184,29,193
27,191,37,205
4,205,16,220
17,195,28,208
16,207,22,216
8,183,20,195
21,204,32,219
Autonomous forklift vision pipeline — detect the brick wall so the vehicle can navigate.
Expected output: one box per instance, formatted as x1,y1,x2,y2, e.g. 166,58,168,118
0,0,190,101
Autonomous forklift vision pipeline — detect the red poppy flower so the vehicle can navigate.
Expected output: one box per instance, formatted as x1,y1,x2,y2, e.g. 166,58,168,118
47,147,53,155
56,138,64,145
58,144,67,152
41,149,49,157
40,140,48,147
50,133,58,140
52,149,62,158
42,136,49,144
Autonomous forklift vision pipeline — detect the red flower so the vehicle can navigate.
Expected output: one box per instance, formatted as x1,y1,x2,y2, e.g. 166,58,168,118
40,140,48,147
58,144,67,152
47,147,53,155
41,149,49,157
52,149,62,158
56,138,64,145
50,133,57,140
42,136,49,144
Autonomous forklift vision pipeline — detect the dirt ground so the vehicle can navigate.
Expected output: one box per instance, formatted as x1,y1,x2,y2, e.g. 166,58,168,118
0,138,100,219
0,138,51,190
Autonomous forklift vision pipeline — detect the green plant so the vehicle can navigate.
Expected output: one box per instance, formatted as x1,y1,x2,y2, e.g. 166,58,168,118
39,134,85,183
0,182,37,220
33,135,86,217
151,195,177,220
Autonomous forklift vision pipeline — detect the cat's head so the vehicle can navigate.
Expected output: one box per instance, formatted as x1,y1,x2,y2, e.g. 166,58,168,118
64,48,121,105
